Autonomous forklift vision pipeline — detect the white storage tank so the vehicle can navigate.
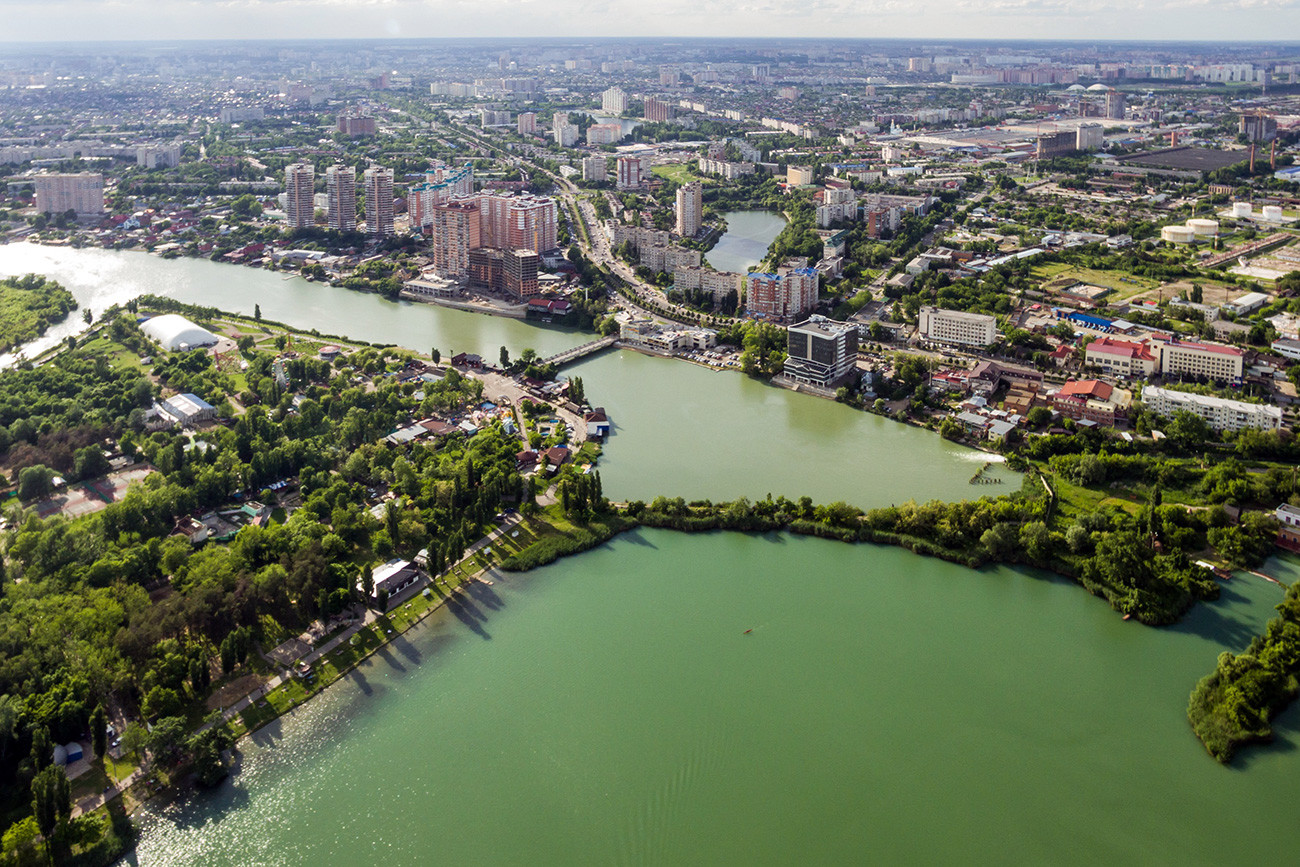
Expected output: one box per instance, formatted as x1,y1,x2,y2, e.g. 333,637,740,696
1231,202,1252,218
1187,218,1219,237
1262,205,1284,221
1161,225,1195,244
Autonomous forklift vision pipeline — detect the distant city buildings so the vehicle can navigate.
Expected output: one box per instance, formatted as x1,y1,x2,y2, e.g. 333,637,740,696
363,166,394,236
516,112,537,135
283,163,315,229
675,181,702,237
326,165,356,232
336,108,377,137
34,172,104,216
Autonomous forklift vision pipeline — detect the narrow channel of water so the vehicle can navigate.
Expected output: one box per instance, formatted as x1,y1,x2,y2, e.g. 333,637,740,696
0,243,585,364
125,532,1300,866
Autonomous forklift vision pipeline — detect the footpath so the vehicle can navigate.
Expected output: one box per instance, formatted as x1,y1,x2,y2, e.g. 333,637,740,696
68,509,535,821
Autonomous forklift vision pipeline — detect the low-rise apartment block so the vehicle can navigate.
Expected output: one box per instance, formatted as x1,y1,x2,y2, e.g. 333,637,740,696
1141,385,1281,432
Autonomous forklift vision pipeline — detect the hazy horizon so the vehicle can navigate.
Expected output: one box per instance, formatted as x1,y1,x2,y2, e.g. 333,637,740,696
0,1,1297,46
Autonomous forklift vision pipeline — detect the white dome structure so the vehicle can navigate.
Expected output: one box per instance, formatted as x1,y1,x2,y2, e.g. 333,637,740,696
1087,83,1112,92
141,314,218,352
1067,84,1086,92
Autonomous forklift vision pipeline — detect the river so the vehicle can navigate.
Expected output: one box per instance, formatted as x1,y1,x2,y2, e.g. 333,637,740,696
704,210,787,275
0,242,1017,506
0,243,584,366
2,243,1296,863
125,534,1300,865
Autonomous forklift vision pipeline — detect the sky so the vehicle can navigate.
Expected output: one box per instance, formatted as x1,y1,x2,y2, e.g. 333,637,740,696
1,0,1299,44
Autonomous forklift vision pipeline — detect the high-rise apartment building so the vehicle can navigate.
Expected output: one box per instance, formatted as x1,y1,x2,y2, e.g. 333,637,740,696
283,163,315,229
33,173,105,217
429,193,557,281
581,156,607,183
746,268,819,321
675,181,702,237
136,143,182,169
430,200,482,277
643,97,673,123
553,112,578,147
363,166,395,237
602,87,628,114
1105,90,1126,120
408,164,474,229
586,124,622,146
473,192,558,252
617,155,643,190
658,66,680,86
517,112,537,135
325,165,356,232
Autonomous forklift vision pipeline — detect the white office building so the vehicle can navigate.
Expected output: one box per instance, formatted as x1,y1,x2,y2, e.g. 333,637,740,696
918,306,997,348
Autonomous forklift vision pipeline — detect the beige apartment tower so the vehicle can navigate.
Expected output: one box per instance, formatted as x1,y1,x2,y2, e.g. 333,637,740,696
284,163,315,229
325,165,356,232
363,166,395,237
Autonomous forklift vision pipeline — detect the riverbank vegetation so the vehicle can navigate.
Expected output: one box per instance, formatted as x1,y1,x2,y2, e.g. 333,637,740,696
1188,581,1300,762
0,308,533,853
0,274,78,354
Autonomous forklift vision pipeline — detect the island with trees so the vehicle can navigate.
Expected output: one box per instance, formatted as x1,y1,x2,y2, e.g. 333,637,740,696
0,274,78,354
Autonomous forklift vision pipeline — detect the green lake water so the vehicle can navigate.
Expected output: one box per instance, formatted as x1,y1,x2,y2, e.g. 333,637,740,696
703,210,786,274
124,533,1300,865
2,244,1297,864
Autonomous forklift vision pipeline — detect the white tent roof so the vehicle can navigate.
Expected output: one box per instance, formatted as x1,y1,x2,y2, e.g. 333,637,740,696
141,314,218,351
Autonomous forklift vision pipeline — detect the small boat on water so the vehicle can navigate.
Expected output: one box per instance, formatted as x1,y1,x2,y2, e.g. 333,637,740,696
743,628,753,635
